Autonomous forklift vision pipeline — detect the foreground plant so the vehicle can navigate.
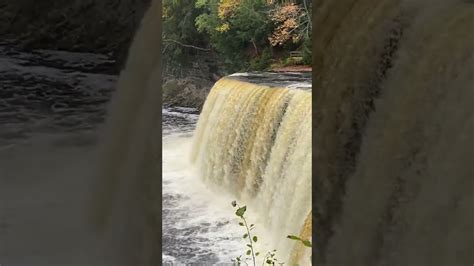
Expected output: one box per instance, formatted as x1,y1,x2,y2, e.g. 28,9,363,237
231,200,282,265
230,201,313,265
287,234,312,264
286,235,312,248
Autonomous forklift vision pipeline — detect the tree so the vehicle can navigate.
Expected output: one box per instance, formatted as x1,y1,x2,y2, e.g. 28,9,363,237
268,2,308,46
195,0,274,72
163,0,312,75
163,0,210,76
268,0,312,64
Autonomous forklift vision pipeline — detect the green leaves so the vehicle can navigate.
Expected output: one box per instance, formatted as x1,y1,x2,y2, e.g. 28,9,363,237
235,206,246,217
230,201,290,265
192,0,279,72
287,235,301,240
163,0,209,73
195,0,207,8
288,235,312,248
302,239,312,247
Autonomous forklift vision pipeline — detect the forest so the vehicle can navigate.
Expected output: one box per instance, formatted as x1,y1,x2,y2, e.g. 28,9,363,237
162,0,312,76
0,0,311,78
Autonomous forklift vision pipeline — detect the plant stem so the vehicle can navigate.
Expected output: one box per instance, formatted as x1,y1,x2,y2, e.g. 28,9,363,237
241,215,256,266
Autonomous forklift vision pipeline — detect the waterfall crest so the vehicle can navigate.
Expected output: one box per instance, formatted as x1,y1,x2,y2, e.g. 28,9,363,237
191,77,312,264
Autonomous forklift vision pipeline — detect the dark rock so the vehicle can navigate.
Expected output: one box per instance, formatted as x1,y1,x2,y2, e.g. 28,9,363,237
163,78,214,109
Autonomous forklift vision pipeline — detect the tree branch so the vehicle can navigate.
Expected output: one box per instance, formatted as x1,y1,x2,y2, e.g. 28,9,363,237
302,0,311,29
163,38,211,51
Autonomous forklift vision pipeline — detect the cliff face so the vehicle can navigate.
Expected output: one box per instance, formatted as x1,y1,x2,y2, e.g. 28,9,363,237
0,0,150,71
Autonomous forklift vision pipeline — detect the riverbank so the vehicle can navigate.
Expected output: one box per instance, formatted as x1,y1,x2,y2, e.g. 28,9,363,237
271,65,312,72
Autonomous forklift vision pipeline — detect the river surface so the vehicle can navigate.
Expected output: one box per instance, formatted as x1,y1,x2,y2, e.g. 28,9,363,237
0,44,264,265
162,107,244,264
0,44,116,265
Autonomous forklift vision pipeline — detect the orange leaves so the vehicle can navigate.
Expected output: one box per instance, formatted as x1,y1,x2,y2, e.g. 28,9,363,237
268,2,304,46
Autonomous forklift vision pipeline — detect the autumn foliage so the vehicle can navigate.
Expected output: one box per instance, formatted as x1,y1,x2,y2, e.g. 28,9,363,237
269,3,305,46
164,0,312,73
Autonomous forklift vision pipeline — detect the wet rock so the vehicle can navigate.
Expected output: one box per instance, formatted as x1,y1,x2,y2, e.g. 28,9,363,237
163,78,214,109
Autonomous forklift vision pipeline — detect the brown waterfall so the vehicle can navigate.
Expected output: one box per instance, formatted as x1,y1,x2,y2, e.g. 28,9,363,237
314,0,474,265
192,77,312,264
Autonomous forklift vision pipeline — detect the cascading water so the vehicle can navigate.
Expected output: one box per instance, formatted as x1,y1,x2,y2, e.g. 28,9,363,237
89,0,162,264
191,76,312,264
315,0,474,265
88,0,312,263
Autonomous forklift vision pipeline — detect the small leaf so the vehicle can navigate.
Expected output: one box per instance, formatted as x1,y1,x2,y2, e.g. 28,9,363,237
266,260,272,264
250,224,254,227
246,250,251,255
243,233,248,239
302,239,312,247
246,244,252,248
239,222,244,226
256,252,260,256
287,235,301,240
231,200,237,207
253,236,258,242
235,206,246,217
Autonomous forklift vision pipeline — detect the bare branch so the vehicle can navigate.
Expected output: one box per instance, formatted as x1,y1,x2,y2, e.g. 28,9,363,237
163,38,211,51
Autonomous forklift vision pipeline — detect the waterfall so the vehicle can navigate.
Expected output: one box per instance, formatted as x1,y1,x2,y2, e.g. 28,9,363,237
315,0,474,265
191,77,312,264
88,0,162,264
88,0,312,263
